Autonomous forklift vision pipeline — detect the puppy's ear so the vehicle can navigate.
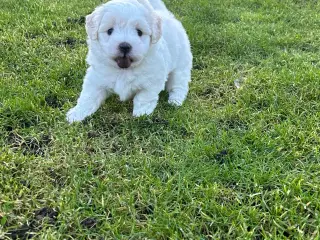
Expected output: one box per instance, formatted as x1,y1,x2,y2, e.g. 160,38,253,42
85,7,103,40
136,0,162,44
151,14,162,44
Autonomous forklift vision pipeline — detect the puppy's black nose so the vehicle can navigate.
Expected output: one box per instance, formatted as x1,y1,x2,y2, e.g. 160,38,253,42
119,42,132,54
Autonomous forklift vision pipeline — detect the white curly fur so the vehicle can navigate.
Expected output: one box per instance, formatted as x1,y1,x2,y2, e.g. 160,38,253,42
67,0,192,123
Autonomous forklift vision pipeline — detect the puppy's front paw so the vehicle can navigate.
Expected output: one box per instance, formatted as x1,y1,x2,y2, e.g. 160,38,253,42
66,107,86,123
168,96,184,107
133,108,153,117
168,91,186,106
168,98,183,106
133,103,156,117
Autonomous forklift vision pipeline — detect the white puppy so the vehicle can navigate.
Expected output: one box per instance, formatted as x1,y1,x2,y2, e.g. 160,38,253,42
67,0,192,123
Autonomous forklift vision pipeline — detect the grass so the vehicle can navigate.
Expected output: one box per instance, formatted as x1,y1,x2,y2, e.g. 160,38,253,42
1,0,320,238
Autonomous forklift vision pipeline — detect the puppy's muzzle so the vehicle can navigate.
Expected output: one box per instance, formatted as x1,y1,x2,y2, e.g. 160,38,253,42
115,42,133,69
119,42,132,54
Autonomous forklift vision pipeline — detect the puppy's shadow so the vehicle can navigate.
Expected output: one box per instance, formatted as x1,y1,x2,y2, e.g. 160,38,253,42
158,90,169,102
104,95,134,114
106,91,175,114
83,90,178,129
157,90,178,112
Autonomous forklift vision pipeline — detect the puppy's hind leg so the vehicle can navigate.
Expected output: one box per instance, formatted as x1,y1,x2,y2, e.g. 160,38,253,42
133,90,160,117
166,69,191,106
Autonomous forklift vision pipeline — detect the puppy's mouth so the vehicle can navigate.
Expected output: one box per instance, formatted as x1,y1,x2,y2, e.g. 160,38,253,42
115,56,133,69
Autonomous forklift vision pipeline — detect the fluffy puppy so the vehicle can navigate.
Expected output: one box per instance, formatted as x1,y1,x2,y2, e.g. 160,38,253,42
67,0,192,123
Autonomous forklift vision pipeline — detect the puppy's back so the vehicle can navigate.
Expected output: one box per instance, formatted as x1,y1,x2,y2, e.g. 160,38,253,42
148,0,170,14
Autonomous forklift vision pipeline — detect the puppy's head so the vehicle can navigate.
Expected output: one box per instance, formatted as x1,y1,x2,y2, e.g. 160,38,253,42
86,0,162,69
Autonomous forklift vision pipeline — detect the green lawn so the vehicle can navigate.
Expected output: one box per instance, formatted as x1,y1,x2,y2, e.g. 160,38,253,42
1,0,320,239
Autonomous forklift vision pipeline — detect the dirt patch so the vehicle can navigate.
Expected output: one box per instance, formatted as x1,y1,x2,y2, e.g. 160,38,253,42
47,167,67,187
87,131,100,139
85,145,96,155
3,125,13,132
56,37,76,47
20,180,31,189
135,203,154,221
34,207,58,223
7,224,34,240
7,207,59,239
44,93,65,108
7,132,53,156
80,217,97,229
214,149,229,164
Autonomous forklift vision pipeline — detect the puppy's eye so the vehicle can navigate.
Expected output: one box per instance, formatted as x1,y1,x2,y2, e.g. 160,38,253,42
137,29,143,37
107,28,114,35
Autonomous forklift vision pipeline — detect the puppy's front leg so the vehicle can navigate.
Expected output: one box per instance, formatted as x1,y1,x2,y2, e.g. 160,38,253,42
133,90,160,117
67,83,110,123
